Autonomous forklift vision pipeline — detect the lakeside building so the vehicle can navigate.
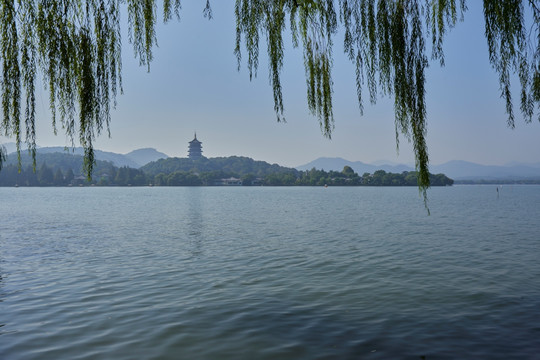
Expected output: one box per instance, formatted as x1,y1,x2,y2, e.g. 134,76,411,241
188,133,203,160
214,177,243,186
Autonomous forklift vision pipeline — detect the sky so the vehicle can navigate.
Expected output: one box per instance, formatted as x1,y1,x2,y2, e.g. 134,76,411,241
2,1,540,168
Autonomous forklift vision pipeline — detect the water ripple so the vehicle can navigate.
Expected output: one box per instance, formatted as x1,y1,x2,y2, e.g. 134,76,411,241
1,186,539,359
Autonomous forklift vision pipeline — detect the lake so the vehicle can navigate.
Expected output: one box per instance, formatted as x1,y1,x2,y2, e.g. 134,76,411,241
1,186,539,359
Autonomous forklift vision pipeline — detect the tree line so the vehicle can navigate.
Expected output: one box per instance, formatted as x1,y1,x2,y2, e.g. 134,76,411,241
261,167,453,187
0,157,453,187
0,163,147,187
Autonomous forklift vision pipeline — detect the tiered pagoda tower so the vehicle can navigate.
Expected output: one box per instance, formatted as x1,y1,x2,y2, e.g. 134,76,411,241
188,133,203,160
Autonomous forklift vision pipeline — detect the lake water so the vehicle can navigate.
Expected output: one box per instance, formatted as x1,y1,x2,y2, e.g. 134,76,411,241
1,186,539,359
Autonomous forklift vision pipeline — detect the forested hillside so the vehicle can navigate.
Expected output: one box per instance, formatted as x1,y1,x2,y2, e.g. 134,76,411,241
141,156,297,177
0,152,146,186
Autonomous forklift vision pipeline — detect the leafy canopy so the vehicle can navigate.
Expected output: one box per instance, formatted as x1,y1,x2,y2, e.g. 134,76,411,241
1,0,539,199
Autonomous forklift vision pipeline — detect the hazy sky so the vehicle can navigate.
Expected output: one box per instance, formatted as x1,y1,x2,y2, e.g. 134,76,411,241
3,1,540,167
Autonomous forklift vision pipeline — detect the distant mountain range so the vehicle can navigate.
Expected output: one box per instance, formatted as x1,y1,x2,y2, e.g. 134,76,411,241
297,157,414,175
296,157,540,180
429,160,540,180
2,143,168,168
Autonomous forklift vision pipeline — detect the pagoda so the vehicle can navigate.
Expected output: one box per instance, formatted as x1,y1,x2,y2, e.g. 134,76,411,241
188,133,203,160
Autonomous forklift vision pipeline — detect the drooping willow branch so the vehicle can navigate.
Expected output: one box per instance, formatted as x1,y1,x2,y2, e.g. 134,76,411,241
235,0,539,205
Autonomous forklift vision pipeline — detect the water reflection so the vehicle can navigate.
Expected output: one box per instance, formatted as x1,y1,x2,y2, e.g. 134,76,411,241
0,262,5,332
185,188,204,258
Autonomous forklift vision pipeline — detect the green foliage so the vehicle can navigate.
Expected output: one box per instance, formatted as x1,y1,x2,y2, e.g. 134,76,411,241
0,0,538,201
0,151,148,186
37,162,54,185
262,167,452,187
483,0,538,126
342,165,355,176
114,166,148,186
141,156,296,177
164,171,202,186
141,157,453,187
4,151,100,173
0,144,6,170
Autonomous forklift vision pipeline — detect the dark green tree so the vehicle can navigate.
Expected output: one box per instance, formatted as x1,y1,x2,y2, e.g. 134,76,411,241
65,168,75,184
241,173,256,186
53,168,64,185
154,173,167,186
37,163,54,186
115,167,130,185
342,166,355,177
0,164,19,185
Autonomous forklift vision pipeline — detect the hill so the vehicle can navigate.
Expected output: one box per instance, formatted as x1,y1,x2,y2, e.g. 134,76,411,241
24,147,141,168
3,151,114,174
141,156,297,177
1,142,30,154
125,148,169,167
0,151,150,186
2,145,169,168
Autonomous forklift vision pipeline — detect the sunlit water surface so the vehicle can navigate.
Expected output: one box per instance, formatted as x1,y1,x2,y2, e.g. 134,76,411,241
1,186,539,359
